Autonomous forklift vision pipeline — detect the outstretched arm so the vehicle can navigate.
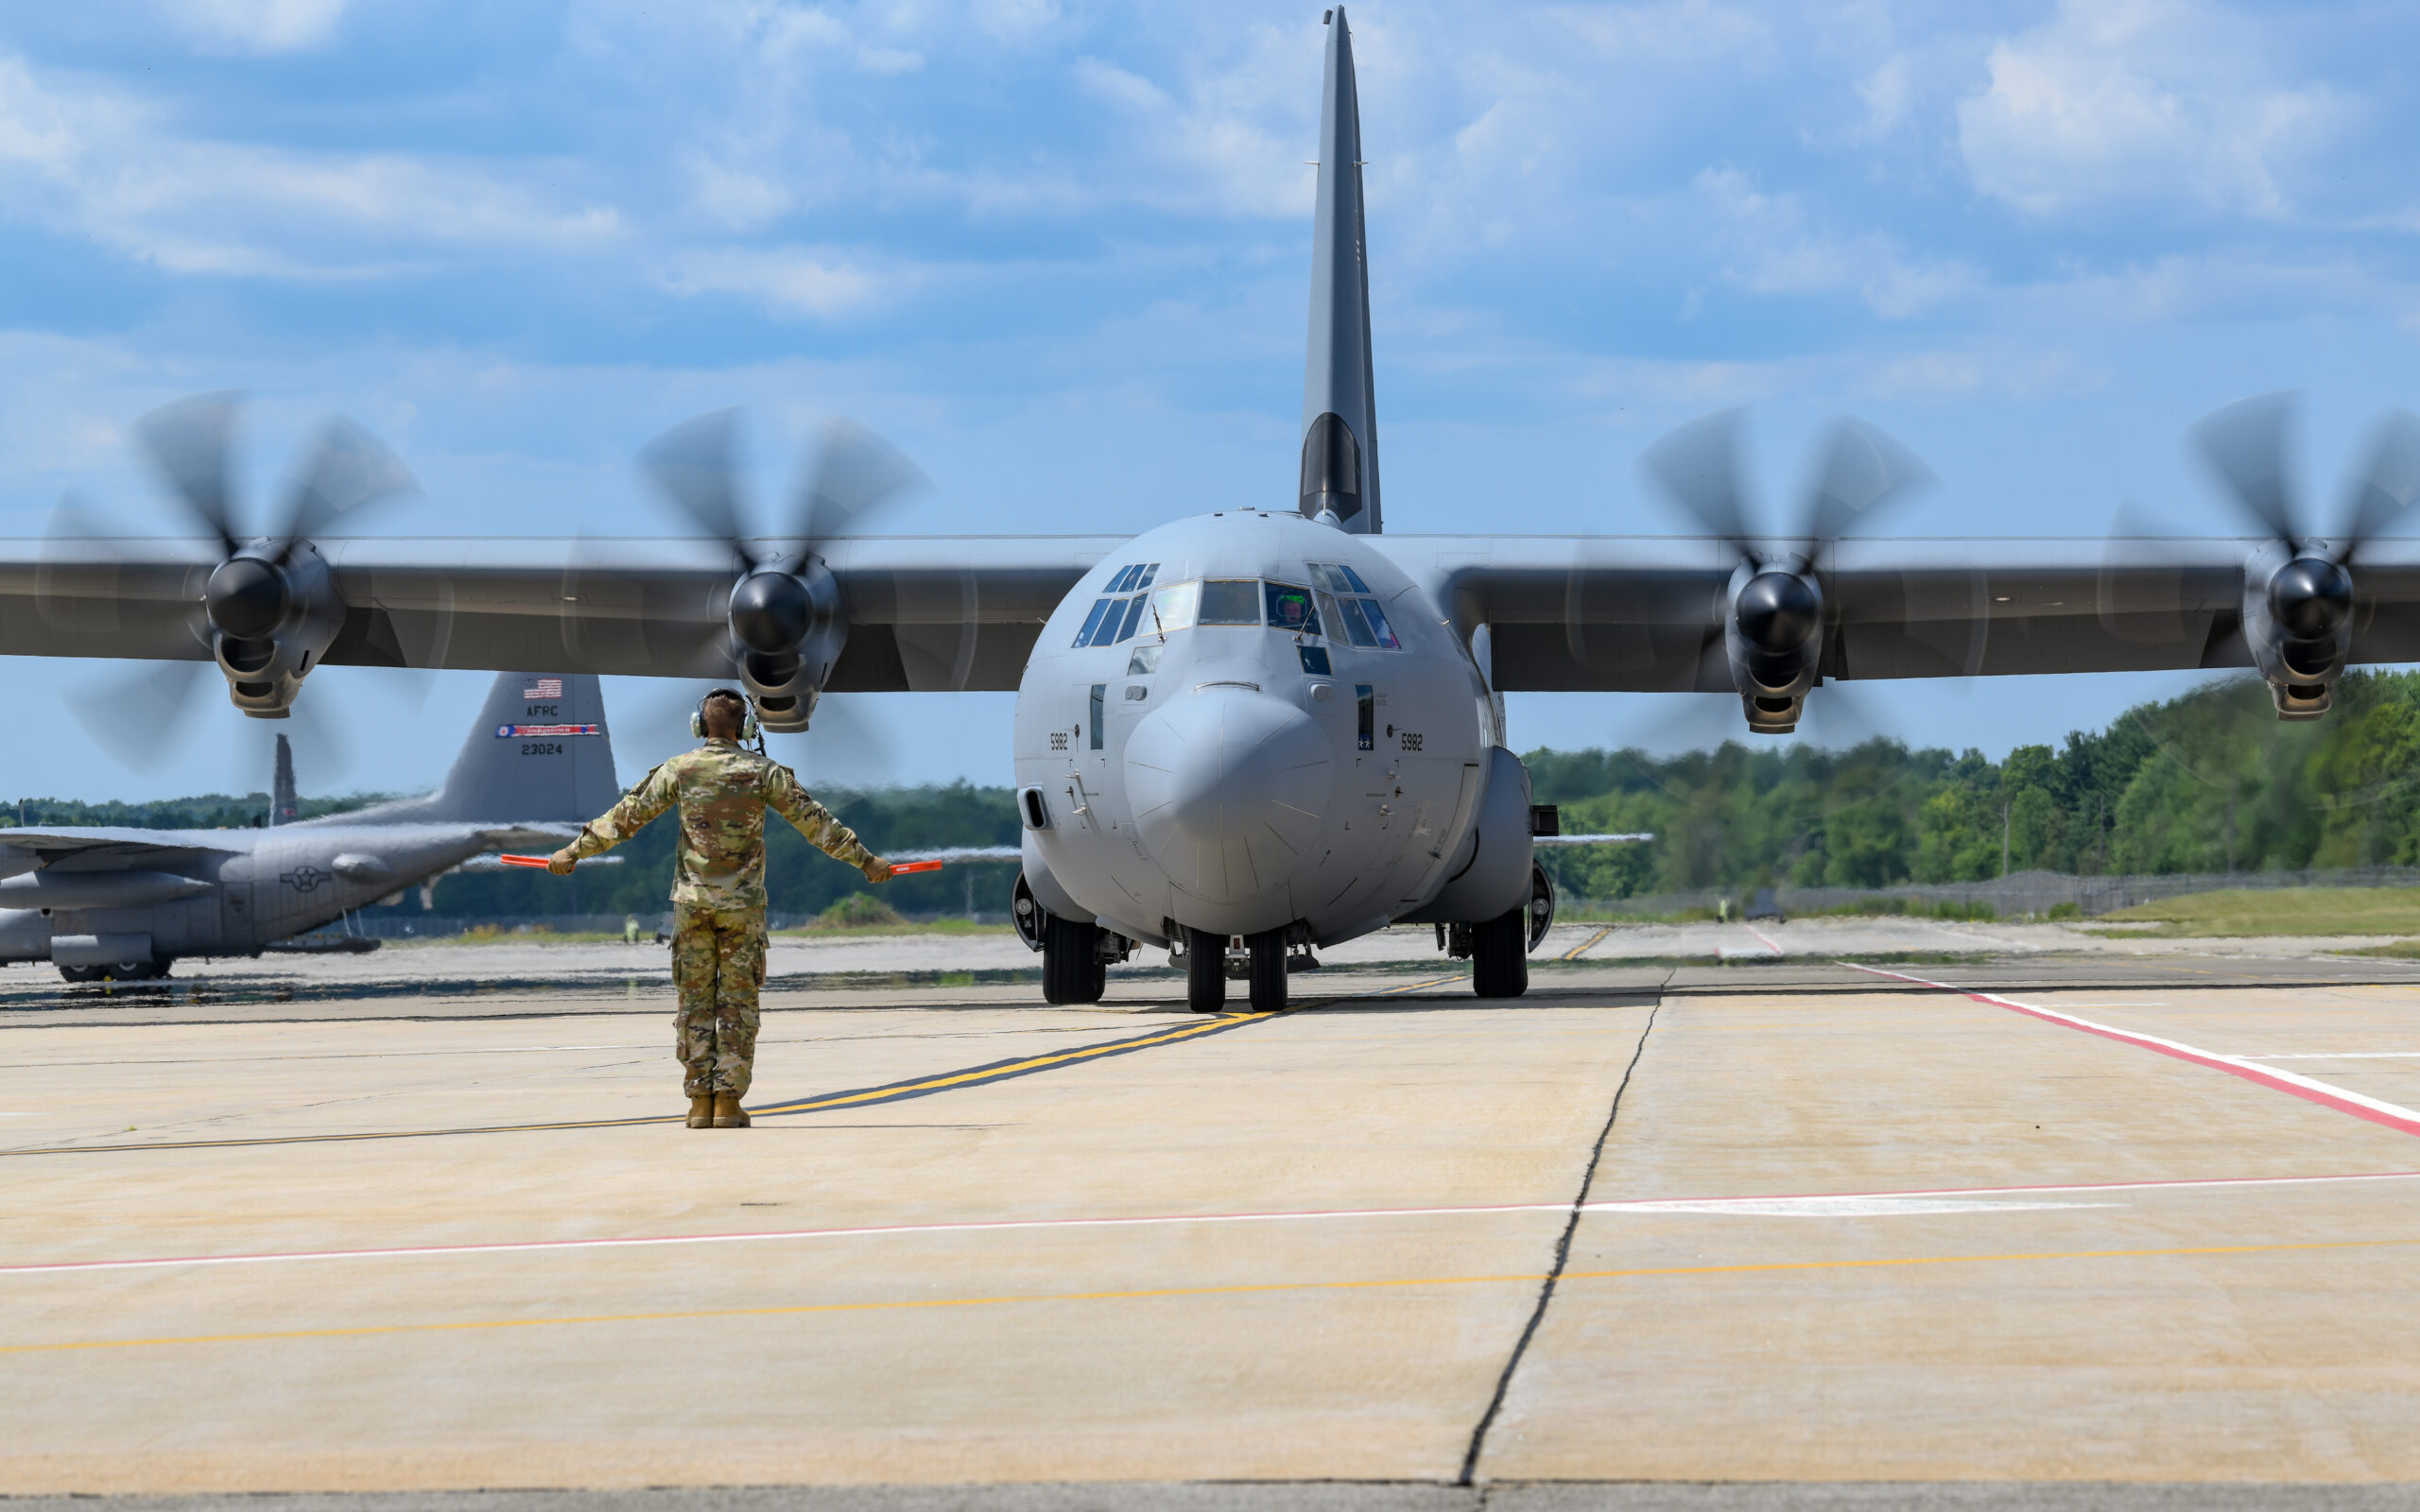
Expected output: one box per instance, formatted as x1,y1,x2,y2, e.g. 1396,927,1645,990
548,764,677,874
764,765,892,882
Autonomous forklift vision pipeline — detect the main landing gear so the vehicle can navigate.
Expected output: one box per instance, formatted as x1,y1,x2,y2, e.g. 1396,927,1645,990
58,957,170,985
1184,926,1225,1014
1042,915,1108,1005
1470,904,1528,999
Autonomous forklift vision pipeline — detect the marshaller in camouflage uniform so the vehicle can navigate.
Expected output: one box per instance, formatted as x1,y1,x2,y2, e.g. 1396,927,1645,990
551,695,890,1128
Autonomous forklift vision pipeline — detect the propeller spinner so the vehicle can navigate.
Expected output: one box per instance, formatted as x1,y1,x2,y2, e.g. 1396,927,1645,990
636,410,925,732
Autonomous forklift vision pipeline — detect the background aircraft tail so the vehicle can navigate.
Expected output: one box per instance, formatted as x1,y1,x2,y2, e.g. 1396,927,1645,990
1299,5,1381,534
347,672,624,826
270,735,299,825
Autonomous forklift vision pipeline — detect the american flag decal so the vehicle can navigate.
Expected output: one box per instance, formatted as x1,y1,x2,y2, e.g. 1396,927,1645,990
496,724,600,738
523,678,564,698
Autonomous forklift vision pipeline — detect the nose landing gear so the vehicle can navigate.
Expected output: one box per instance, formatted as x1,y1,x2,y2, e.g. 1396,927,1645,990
1175,925,1306,1013
1184,926,1225,1013
1245,928,1287,1013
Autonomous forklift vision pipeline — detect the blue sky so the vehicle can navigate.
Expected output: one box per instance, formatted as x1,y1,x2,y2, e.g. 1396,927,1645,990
3,0,2418,799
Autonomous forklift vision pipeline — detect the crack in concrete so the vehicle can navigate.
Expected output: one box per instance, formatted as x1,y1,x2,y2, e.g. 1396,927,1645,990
1458,996,1661,1486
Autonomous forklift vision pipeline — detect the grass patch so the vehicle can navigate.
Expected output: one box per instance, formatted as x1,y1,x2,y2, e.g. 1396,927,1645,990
1555,904,1724,924
2088,886,2420,938
2332,938,2420,959
1559,898,2001,923
433,925,632,944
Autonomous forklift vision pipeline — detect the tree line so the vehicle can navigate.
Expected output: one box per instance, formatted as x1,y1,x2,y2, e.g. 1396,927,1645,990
17,669,2420,916
1531,670,2420,902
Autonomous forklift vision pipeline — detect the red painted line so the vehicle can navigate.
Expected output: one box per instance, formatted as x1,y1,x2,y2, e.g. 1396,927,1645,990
1844,963,2420,1141
1744,925,1784,955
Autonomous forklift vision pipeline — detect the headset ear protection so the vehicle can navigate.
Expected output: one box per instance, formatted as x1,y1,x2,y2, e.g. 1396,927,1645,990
691,688,759,741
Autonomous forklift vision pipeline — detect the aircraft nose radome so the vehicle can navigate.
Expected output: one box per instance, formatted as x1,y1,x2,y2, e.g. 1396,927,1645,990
1126,687,1333,909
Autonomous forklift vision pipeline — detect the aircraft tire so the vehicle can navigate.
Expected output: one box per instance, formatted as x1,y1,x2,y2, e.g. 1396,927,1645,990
56,965,100,984
1184,927,1225,1013
1471,905,1530,999
1041,915,1106,1005
1246,929,1287,1012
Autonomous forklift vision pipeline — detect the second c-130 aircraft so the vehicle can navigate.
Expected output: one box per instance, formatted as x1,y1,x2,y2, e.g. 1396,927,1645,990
0,672,621,982
9,9,2420,1012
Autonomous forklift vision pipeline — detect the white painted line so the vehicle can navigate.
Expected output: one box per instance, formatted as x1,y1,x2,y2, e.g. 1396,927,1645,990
1592,1196,2113,1217
7,1170,2414,1278
1845,963,2420,1139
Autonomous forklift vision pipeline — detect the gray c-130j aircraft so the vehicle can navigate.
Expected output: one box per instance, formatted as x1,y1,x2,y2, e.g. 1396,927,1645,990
9,8,2420,1010
0,672,620,982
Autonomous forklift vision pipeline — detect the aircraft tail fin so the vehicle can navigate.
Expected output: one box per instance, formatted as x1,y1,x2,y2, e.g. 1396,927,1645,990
351,672,624,826
270,735,299,825
1299,5,1381,534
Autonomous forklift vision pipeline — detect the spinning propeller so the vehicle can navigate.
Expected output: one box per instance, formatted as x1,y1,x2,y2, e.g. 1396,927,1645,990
40,392,418,775
1640,408,1934,735
2188,392,2420,717
631,408,925,743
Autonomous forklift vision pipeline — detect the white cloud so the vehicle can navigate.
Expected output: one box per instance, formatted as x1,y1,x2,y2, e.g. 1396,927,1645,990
970,0,1061,43
1549,0,1772,65
1692,166,1979,319
661,247,897,318
1956,0,2340,216
159,0,353,54
1065,41,1313,219
0,54,624,276
1855,53,1910,138
684,160,795,232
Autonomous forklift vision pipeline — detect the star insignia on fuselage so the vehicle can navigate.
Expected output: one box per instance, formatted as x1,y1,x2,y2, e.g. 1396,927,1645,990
280,865,328,893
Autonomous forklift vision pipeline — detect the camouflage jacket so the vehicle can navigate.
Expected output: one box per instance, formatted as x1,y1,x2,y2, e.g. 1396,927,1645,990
567,740,878,909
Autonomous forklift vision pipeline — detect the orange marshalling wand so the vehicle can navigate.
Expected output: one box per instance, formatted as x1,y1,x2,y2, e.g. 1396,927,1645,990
500,854,944,874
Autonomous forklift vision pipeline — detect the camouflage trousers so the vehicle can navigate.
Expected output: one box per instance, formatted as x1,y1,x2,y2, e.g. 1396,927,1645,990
670,897,769,1096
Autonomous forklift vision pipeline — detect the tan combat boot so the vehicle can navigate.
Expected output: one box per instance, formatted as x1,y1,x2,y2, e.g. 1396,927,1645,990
686,1093,714,1129
713,1091,751,1128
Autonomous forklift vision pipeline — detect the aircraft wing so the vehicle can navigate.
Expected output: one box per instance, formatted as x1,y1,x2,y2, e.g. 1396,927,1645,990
0,534,1126,692
1373,535,2420,692
0,827,234,872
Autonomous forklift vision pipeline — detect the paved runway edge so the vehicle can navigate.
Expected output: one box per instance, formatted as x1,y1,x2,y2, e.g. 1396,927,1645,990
10,1484,2420,1511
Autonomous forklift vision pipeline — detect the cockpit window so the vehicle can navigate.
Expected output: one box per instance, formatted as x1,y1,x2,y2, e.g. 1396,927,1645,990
1072,597,1117,647
1308,562,1401,650
1149,580,1199,633
1358,594,1401,649
1311,562,1374,596
1334,596,1377,647
1199,578,1260,625
1264,582,1321,636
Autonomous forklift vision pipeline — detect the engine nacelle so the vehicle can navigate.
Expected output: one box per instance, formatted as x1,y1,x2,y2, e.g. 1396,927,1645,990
728,557,847,733
207,541,347,717
2243,542,2356,720
1722,560,1824,733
